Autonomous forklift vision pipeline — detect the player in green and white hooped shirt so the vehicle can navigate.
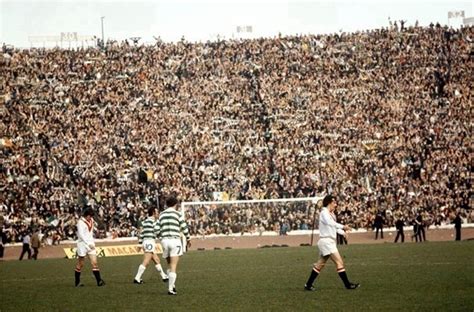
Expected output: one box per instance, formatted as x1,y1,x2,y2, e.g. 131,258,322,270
133,207,168,284
158,196,191,295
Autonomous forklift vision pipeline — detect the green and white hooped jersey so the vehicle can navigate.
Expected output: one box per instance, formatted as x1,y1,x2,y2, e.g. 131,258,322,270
139,217,159,242
158,208,190,240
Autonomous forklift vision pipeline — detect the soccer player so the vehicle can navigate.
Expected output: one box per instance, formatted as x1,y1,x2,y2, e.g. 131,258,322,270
133,207,169,284
157,196,191,295
74,208,105,287
304,195,359,291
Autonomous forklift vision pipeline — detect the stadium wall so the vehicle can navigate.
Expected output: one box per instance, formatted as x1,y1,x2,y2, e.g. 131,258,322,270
1,226,473,261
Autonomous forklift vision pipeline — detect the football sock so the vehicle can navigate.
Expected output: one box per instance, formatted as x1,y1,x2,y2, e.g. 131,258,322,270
337,270,351,288
75,271,81,286
168,272,177,292
93,269,102,284
306,269,320,287
135,264,146,281
155,264,167,279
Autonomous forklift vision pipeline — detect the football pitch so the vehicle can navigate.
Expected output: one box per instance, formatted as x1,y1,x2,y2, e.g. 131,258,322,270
1,241,473,311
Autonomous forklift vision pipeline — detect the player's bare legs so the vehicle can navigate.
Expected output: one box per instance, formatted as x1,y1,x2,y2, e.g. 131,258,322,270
76,257,85,270
314,255,330,270
134,252,168,283
142,252,153,266
89,254,98,268
306,252,358,290
329,251,344,269
167,256,179,273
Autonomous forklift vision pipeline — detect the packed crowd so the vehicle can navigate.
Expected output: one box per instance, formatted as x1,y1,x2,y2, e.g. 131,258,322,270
1,22,472,243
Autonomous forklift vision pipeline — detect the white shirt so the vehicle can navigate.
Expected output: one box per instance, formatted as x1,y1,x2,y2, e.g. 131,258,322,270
318,207,345,240
22,234,31,244
77,217,95,245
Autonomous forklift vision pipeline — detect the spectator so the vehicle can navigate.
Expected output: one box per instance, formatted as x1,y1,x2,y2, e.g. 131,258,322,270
374,212,384,240
19,232,31,260
31,228,41,260
452,212,462,241
394,217,405,243
0,226,7,259
416,212,426,242
1,23,471,241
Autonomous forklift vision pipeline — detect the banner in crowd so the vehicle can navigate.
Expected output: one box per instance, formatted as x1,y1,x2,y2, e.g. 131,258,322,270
361,139,379,151
212,191,230,201
63,243,163,259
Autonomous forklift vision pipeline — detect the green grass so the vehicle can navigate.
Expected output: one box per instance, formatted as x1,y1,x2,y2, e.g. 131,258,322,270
1,241,473,311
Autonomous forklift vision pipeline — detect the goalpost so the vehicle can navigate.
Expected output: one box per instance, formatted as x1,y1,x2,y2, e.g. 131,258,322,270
180,196,324,252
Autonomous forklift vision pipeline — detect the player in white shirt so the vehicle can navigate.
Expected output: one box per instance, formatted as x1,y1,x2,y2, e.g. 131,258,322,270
74,208,105,287
304,195,359,291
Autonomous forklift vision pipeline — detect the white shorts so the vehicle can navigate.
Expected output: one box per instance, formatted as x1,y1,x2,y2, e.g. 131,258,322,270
161,238,183,258
76,241,96,257
142,239,156,253
317,237,338,257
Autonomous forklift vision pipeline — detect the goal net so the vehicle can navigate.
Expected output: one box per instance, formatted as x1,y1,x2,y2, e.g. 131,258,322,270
181,197,323,243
